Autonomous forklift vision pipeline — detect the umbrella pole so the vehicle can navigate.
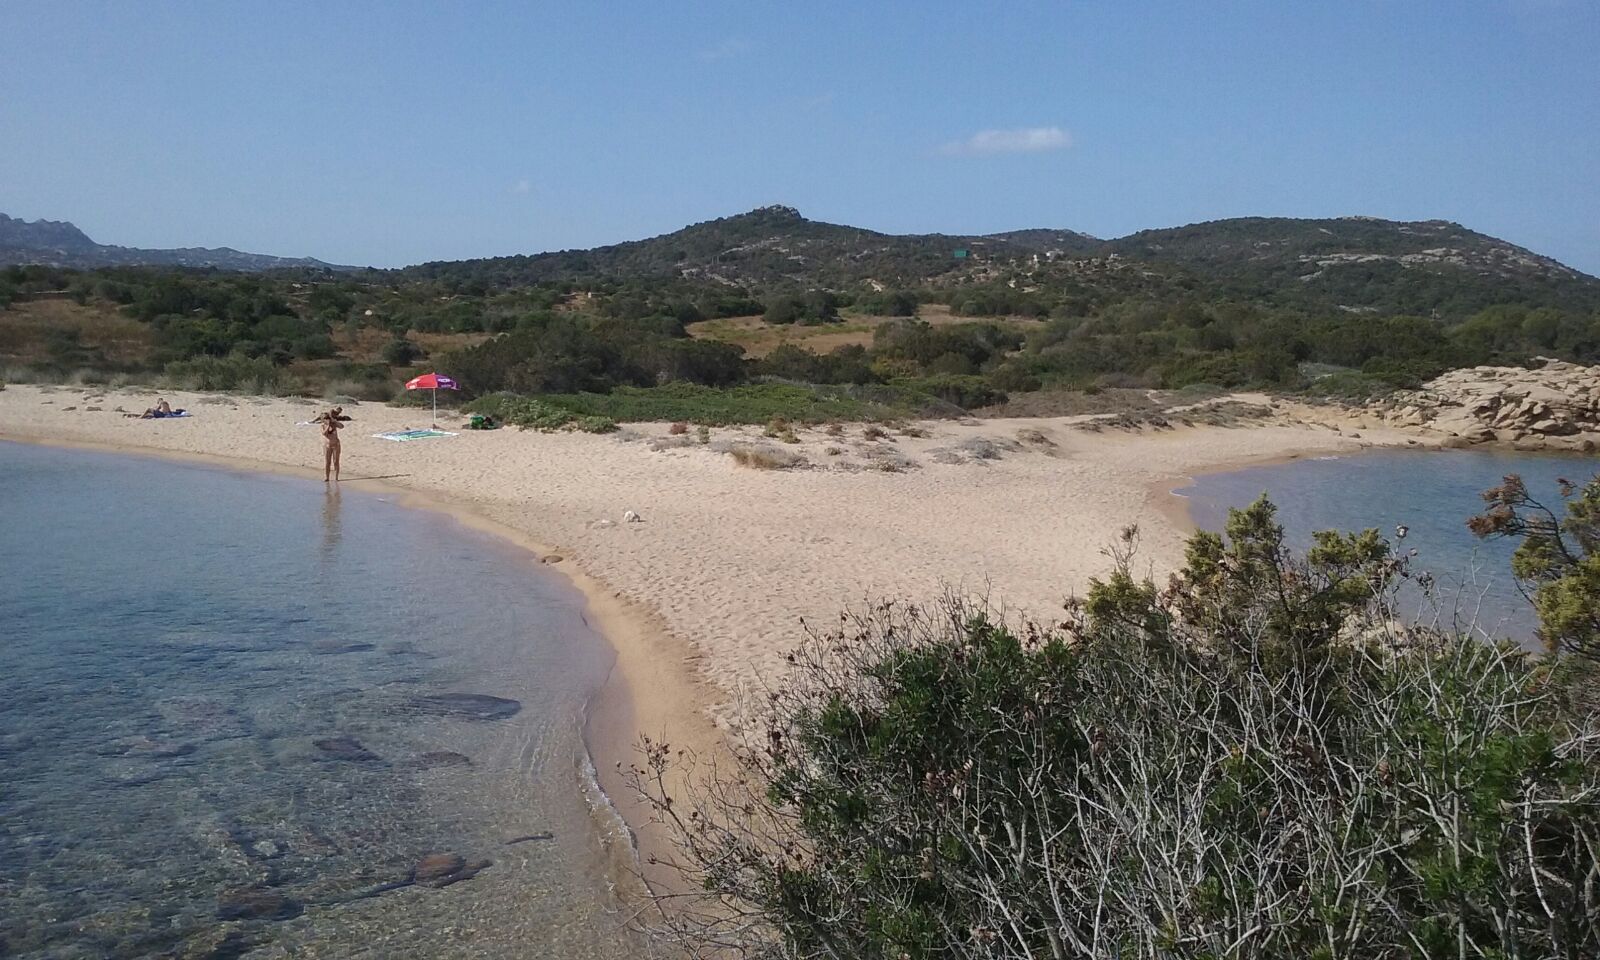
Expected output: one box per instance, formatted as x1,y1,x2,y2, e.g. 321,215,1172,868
431,387,437,428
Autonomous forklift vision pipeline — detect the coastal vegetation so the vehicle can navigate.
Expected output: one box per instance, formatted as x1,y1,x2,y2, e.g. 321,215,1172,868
632,488,1600,958
3,208,1599,422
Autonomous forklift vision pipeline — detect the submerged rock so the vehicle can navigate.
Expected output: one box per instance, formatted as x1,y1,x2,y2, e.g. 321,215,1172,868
96,736,196,759
310,640,375,655
409,693,521,721
312,736,382,763
215,887,302,922
412,852,492,887
412,750,473,769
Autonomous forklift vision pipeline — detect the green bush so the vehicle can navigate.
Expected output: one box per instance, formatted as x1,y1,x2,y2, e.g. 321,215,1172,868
381,336,423,366
533,382,890,425
162,355,287,393
463,393,578,430
889,374,1006,411
633,501,1600,958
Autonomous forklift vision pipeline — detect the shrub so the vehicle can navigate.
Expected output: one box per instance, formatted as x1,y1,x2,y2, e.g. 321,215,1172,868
161,356,286,393
1472,473,1600,663
631,501,1600,958
535,382,890,426
889,374,1006,411
727,444,805,470
668,421,689,435
464,393,578,431
381,336,423,366
572,415,619,434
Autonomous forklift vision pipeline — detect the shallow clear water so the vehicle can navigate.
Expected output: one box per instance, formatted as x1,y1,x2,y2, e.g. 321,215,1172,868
1176,448,1600,643
0,442,637,958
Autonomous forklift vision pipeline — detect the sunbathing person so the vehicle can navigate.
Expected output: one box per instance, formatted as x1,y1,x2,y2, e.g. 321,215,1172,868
128,399,183,418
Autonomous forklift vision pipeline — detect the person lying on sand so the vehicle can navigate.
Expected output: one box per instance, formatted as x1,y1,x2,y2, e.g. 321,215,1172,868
127,399,184,419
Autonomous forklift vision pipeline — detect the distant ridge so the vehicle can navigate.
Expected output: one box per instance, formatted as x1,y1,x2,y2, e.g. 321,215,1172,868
0,213,356,272
6,206,1596,319
388,205,1599,318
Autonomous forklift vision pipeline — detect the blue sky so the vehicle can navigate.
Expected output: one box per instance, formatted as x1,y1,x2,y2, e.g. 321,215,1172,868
3,1,1597,273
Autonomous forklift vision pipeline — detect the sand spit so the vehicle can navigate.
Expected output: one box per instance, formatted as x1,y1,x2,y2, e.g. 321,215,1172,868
1,384,1429,877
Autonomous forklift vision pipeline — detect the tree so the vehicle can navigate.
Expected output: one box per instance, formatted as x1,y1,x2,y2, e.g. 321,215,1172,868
1471,473,1600,662
381,336,423,366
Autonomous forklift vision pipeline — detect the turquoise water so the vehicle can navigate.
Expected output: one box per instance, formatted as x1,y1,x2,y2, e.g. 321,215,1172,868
0,442,637,958
1177,448,1600,643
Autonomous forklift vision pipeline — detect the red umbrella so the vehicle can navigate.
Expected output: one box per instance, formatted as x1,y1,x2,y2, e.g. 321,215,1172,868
404,372,458,427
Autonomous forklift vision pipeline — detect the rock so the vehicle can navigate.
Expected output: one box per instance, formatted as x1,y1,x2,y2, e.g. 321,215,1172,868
409,693,522,721
216,887,302,921
412,853,491,888
96,736,196,758
412,750,473,769
313,736,382,763
1439,436,1474,449
171,929,253,960
1381,360,1600,439
541,555,563,564
1529,418,1579,436
250,839,284,859
413,853,465,882
504,831,555,845
623,510,642,523
310,639,375,655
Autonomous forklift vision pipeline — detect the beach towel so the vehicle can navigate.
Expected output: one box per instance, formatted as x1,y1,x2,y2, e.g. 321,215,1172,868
147,410,189,419
373,429,456,442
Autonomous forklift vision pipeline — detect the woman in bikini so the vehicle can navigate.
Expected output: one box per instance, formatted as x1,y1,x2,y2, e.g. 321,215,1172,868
320,406,344,482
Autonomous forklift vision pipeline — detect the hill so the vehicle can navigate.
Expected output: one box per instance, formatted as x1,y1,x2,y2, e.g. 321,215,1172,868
1105,216,1599,317
396,205,1104,289
393,207,1600,320
0,213,356,272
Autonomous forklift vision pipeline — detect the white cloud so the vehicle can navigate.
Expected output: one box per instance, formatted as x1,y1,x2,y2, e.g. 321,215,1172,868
511,179,531,195
939,126,1071,157
697,37,751,62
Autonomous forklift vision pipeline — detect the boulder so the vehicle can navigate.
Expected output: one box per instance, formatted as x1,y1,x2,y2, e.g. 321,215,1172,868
216,887,302,922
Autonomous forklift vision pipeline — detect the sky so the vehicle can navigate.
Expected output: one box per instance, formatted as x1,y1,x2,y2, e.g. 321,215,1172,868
2,1,1598,273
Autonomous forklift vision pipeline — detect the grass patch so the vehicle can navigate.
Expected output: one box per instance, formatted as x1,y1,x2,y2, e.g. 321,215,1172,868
463,393,618,433
534,382,892,426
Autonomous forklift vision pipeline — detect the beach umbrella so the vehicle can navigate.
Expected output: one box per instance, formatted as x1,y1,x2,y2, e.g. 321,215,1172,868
404,372,458,427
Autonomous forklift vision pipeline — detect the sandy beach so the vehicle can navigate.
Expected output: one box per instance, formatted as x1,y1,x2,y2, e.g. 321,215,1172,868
0,384,1425,877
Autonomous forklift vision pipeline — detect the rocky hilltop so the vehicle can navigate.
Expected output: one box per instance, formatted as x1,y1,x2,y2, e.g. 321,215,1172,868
1373,359,1600,452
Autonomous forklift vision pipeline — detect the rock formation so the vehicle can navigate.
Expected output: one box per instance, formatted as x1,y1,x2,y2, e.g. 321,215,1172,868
1373,359,1600,451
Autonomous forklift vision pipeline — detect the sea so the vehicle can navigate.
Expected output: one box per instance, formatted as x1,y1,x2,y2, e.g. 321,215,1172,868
0,441,638,959
1176,447,1600,643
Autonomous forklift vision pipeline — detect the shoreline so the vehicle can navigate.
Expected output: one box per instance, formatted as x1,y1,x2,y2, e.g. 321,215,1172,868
0,384,1431,904
0,430,712,897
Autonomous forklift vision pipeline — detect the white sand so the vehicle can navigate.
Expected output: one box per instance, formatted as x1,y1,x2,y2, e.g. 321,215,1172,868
0,384,1428,870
